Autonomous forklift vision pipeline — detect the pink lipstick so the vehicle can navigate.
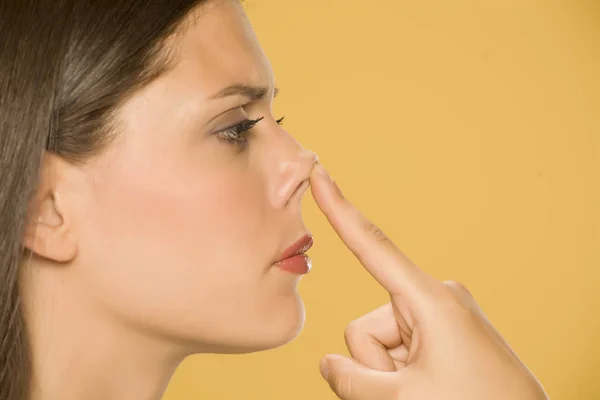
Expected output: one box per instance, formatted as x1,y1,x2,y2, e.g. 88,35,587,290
274,234,314,275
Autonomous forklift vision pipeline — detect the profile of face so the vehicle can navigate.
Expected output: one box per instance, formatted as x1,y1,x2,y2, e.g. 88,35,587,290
24,0,317,356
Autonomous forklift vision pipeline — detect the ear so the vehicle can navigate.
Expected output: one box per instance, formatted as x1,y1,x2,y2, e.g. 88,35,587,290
23,154,78,263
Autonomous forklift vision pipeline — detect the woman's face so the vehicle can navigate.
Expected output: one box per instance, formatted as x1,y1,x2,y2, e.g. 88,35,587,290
68,0,317,353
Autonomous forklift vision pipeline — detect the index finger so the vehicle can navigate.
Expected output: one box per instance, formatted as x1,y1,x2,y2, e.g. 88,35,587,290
309,163,435,302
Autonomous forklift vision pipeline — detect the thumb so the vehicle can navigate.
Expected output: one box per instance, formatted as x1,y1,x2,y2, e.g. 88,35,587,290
319,354,400,400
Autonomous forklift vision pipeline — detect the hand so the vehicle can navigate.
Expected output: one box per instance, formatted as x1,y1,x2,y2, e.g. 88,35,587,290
309,163,549,400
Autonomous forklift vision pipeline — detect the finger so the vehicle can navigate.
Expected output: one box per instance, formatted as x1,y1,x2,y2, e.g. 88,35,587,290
309,163,439,302
443,281,518,357
443,280,474,306
345,303,407,372
320,354,400,400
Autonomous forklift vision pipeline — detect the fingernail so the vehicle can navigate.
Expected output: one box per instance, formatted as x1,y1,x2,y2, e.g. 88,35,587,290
319,357,330,380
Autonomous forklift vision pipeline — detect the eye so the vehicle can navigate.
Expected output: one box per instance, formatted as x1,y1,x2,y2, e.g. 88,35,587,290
217,116,264,150
217,116,286,151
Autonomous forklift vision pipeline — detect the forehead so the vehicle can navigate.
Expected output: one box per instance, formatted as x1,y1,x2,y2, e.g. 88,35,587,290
170,0,273,96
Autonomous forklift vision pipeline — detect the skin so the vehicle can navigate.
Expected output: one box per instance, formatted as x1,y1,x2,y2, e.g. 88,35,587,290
18,0,547,399
309,164,548,400
21,1,316,399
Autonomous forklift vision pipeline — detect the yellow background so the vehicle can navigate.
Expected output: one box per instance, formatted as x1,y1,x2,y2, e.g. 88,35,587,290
165,0,599,399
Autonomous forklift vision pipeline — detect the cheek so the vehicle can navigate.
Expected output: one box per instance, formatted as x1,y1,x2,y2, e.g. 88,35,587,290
78,144,273,320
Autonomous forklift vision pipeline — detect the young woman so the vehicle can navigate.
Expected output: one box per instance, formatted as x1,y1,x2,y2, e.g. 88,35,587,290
0,1,548,399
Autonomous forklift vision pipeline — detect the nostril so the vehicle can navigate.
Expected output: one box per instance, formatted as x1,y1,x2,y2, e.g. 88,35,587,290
299,150,319,175
273,148,318,208
287,179,310,206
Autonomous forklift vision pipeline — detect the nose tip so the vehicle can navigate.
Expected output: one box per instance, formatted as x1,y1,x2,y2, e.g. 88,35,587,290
304,149,319,166
273,149,319,209
299,149,319,182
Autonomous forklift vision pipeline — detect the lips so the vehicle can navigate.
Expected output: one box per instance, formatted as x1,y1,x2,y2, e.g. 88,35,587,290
274,234,314,275
277,234,314,261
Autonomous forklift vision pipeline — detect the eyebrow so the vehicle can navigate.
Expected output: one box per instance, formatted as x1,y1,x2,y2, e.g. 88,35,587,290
209,84,279,101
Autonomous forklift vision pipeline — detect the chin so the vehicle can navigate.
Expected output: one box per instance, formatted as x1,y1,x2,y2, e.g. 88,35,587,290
191,295,306,355
261,296,306,351
241,286,307,353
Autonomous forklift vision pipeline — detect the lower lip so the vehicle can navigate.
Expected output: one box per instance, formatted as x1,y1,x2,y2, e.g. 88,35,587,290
275,254,312,275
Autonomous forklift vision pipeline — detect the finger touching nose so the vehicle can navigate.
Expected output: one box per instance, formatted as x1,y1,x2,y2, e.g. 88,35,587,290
309,162,439,303
272,147,318,208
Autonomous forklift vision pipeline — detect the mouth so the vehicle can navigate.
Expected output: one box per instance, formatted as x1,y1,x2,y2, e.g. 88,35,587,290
274,234,314,275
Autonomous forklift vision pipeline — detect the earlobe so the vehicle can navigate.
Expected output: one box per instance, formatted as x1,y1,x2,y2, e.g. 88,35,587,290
23,191,77,264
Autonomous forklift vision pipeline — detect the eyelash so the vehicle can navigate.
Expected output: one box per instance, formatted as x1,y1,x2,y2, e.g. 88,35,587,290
217,116,285,150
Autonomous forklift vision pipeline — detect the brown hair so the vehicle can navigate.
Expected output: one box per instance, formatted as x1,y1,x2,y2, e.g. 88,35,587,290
0,1,207,398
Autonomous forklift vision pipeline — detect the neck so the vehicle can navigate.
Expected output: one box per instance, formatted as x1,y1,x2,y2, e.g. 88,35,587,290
21,265,185,400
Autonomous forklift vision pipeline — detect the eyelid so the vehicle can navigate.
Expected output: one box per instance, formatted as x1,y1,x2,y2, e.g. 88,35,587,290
206,108,248,135
222,116,264,132
206,86,280,130
213,114,283,135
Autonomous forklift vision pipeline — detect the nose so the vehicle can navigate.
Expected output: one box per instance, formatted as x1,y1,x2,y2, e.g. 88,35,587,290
268,134,317,209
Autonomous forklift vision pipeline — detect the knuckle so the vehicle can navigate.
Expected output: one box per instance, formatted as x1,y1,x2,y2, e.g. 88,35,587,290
444,280,472,297
439,281,479,318
343,320,363,343
438,282,467,307
363,220,388,243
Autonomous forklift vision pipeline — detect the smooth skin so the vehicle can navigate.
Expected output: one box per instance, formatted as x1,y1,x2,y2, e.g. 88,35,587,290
22,2,316,398
310,163,549,400
18,0,549,397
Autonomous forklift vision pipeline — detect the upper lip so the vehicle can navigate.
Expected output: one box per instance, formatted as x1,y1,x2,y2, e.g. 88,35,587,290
276,234,314,262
